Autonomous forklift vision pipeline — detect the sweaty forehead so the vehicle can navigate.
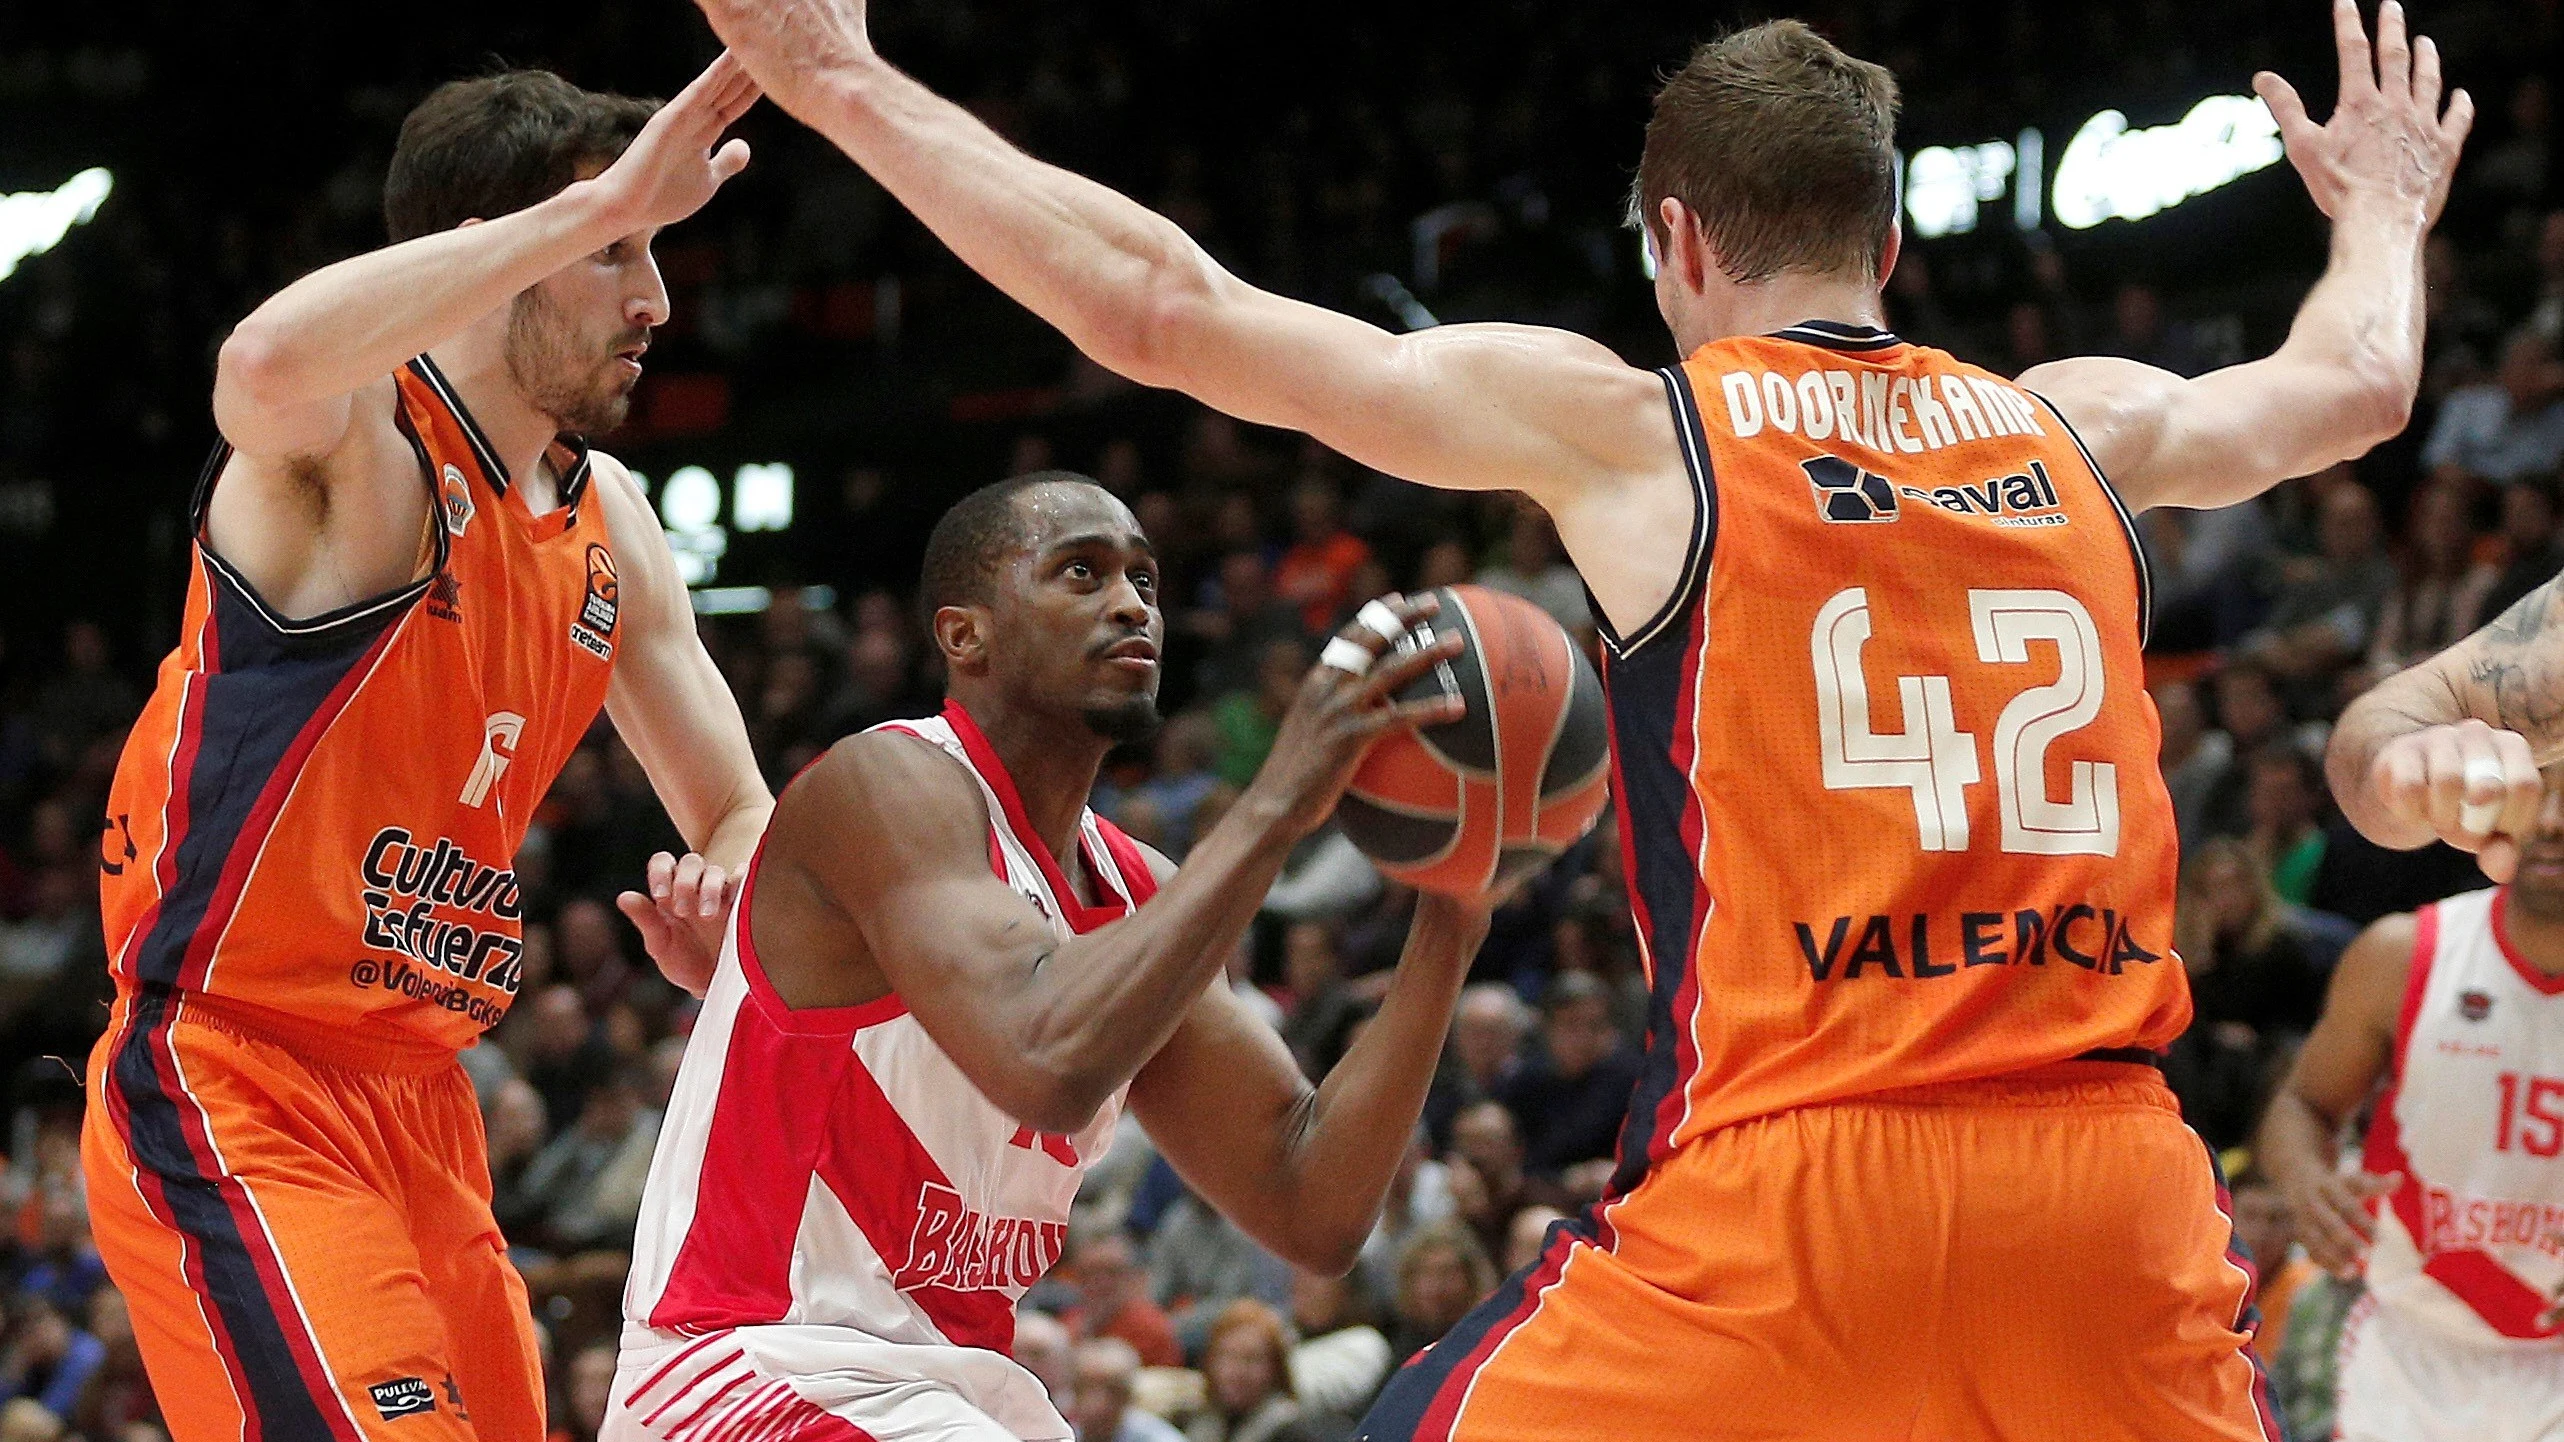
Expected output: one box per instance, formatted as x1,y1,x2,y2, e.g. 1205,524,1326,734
1014,482,1146,552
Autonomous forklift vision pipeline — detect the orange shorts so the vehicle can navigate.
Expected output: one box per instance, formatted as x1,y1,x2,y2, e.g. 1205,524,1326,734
81,988,542,1442
1361,1063,2279,1442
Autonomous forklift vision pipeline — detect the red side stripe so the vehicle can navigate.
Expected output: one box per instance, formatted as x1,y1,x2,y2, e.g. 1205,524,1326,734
629,1332,729,1413
642,1350,743,1428
2210,1168,2285,1442
112,598,213,984
1412,1229,1578,1442
1635,606,1714,1173
815,1052,1018,1353
648,990,851,1329
157,1018,354,1434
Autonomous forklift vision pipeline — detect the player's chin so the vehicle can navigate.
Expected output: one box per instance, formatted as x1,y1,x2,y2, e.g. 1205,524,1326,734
1081,692,1163,747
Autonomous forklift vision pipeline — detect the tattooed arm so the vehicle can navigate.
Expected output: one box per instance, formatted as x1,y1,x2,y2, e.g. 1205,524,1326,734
2327,578,2557,880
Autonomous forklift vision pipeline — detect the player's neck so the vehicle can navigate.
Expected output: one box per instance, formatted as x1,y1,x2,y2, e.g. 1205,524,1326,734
1672,274,1887,358
422,339,564,509
2503,891,2564,975
959,693,1110,871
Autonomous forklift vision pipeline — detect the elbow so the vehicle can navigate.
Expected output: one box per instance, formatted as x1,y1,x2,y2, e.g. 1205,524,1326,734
1002,1058,1115,1138
1279,1227,1367,1280
216,321,300,414
2335,366,2416,457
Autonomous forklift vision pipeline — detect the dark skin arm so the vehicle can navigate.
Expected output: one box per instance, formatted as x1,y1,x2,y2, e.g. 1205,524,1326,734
2256,911,2412,1277
756,599,1463,1134
1129,871,1492,1276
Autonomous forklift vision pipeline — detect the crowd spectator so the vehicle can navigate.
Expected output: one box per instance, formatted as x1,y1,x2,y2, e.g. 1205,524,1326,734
2481,471,2564,621
1492,974,1640,1180
1065,1226,1183,1370
2421,328,2564,486
1071,1336,1187,1442
1188,1301,1313,1442
1386,1224,1497,1366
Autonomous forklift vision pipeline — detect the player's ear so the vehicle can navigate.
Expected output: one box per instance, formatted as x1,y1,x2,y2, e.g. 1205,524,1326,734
1656,197,1714,291
1879,222,1904,288
933,604,993,673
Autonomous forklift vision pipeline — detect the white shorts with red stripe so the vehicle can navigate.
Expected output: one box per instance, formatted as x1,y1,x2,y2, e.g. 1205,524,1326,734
606,1323,1064,1442
2335,1294,2564,1442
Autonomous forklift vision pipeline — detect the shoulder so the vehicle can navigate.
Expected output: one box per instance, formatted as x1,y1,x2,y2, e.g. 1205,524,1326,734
2329,909,2424,1029
2015,354,2184,429
1128,837,1178,890
772,727,990,855
582,448,653,530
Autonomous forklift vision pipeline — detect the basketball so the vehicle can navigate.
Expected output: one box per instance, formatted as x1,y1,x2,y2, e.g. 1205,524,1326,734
1336,585,1610,897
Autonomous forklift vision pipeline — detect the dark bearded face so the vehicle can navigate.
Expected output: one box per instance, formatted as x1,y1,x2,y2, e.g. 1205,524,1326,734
505,282,646,437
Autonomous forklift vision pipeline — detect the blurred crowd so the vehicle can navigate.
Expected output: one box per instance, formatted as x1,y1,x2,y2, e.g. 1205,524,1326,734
0,1,2559,1439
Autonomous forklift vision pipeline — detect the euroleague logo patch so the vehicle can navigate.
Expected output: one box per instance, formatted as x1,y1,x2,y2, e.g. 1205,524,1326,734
571,543,618,661
439,464,475,537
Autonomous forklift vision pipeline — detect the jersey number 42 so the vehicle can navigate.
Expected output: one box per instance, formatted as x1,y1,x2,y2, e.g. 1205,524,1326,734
1811,587,2118,857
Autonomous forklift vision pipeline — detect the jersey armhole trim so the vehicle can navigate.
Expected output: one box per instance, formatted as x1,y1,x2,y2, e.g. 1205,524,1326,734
1596,368,1717,659
2025,387,2154,649
2390,902,2441,1081
186,424,445,643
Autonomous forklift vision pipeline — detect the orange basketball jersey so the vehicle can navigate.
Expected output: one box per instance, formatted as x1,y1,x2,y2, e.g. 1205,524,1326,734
1597,321,2190,1176
100,357,620,1058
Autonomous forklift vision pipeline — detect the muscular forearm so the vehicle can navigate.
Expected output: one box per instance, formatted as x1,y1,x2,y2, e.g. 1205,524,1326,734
219,181,629,415
1265,901,1480,1271
1009,792,1305,1129
2275,200,2428,434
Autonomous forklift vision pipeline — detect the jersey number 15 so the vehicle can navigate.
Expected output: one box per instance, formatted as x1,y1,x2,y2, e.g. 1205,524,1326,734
1812,587,2118,857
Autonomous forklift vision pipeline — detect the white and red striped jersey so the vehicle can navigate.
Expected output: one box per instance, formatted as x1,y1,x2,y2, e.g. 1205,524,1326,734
2363,886,2564,1347
622,702,1159,1390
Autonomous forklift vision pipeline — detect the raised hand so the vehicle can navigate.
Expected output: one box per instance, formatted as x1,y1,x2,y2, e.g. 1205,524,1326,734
589,51,761,234
2253,0,2474,224
2367,718,2545,881
693,0,874,121
617,850,738,998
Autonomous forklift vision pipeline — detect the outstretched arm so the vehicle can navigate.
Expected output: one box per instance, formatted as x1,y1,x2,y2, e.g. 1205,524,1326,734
2327,579,2555,878
214,55,759,462
688,0,1671,515
2022,0,2471,513
1129,894,1491,1275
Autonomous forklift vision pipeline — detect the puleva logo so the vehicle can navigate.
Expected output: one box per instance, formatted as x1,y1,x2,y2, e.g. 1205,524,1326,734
439,465,475,537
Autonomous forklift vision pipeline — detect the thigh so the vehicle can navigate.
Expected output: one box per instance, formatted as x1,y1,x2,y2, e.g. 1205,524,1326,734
394,1071,543,1442
1361,1110,1942,1442
1930,1099,2277,1442
85,1006,481,1442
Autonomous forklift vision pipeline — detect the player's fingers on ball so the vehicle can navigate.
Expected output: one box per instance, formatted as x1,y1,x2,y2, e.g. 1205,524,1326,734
1363,631,1464,702
2449,724,2515,841
1374,693,1469,734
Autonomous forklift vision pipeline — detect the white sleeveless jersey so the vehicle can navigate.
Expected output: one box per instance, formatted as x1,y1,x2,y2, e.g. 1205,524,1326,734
623,703,1158,1356
2362,887,2564,1348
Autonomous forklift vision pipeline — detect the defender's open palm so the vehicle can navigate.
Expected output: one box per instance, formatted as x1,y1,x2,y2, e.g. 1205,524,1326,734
591,51,761,232
2255,0,2472,224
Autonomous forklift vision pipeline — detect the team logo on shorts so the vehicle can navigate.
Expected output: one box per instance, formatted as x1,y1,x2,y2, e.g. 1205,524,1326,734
439,465,475,537
368,1376,437,1420
1802,455,1899,524
2461,989,2494,1022
571,543,618,661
